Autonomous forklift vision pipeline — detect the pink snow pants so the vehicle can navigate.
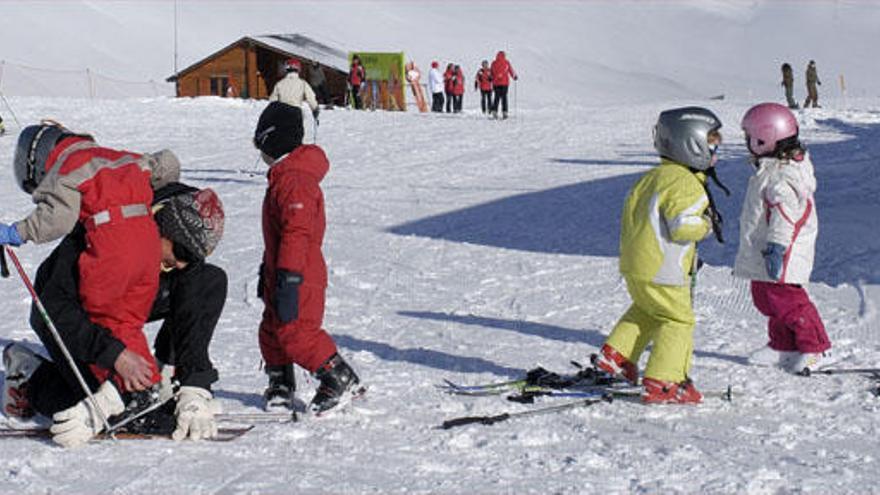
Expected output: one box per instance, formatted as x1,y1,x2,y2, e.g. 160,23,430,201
750,280,830,353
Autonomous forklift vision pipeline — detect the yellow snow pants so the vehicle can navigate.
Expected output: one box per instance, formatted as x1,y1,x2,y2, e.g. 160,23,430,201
604,276,695,383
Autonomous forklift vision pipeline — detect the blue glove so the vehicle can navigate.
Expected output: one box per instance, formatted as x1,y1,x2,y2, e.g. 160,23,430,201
762,242,786,281
0,223,23,247
274,270,303,323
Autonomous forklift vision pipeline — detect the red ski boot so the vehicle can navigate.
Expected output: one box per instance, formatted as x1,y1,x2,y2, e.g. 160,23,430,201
593,344,639,385
641,377,702,405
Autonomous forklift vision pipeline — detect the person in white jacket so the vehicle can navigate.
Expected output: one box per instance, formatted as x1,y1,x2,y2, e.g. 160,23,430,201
427,61,445,113
270,58,320,123
734,102,830,374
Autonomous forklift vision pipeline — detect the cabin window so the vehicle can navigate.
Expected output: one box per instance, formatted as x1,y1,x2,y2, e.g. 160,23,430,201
210,76,230,96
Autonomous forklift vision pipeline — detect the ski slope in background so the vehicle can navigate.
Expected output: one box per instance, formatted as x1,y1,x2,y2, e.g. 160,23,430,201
1,1,880,493
1,1,879,104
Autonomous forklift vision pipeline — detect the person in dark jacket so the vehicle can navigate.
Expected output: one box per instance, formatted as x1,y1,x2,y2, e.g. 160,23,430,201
803,60,821,109
307,60,330,107
475,60,493,114
252,101,362,415
2,183,226,447
781,63,798,109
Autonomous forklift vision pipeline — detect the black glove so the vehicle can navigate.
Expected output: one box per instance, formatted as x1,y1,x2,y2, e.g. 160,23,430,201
274,270,303,323
312,109,320,124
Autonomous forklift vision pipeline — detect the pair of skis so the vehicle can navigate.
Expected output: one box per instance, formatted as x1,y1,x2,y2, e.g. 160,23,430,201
437,364,648,429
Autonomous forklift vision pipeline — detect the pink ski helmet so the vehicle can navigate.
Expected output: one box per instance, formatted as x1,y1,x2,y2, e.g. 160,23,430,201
741,102,799,157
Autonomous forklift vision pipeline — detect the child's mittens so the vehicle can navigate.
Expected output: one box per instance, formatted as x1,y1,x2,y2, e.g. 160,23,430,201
0,223,23,246
762,242,786,281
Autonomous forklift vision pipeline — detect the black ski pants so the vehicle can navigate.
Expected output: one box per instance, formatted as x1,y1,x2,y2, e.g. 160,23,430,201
431,92,444,112
480,90,492,113
492,85,510,114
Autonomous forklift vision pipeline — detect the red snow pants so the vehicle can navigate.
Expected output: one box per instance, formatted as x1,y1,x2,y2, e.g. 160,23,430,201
751,280,831,353
81,213,162,391
258,284,337,373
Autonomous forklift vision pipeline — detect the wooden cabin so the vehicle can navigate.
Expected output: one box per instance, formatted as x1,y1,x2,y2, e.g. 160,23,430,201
167,34,349,103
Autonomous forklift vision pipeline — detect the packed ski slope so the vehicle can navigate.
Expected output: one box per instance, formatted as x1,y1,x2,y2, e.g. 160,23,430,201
0,94,880,493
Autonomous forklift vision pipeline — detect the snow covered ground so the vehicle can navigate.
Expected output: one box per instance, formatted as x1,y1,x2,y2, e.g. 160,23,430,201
1,1,880,493
1,94,879,493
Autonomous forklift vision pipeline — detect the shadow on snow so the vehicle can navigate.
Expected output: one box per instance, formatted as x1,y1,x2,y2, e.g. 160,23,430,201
389,120,880,287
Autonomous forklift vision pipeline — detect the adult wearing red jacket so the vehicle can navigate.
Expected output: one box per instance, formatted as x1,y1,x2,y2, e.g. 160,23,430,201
443,63,455,113
253,101,361,415
474,60,493,114
490,51,518,119
452,65,465,113
348,55,366,110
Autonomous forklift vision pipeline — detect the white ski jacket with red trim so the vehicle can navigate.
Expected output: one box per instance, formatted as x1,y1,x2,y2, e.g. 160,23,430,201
733,152,818,284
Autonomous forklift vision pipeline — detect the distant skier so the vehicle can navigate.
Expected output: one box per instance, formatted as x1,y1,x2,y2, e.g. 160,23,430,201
3,183,226,446
443,63,455,113
307,60,330,108
348,55,366,110
781,63,798,109
475,60,493,114
736,102,830,374
803,60,821,108
252,102,362,414
490,51,517,119
428,61,445,113
594,107,724,404
0,115,5,135
270,58,320,123
452,65,465,113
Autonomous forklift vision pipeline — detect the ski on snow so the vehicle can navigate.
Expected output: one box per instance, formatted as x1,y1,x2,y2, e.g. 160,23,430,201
0,425,254,442
440,395,614,429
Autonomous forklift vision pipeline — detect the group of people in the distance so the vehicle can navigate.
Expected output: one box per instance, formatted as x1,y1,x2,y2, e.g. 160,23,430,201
595,102,828,403
781,60,822,110
426,50,518,119
1,100,361,446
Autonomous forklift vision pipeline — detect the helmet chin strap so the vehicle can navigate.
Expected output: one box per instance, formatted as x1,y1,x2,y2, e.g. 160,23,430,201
690,166,729,244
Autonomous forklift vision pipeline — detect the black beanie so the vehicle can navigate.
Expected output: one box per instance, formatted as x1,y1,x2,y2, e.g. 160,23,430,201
253,101,304,159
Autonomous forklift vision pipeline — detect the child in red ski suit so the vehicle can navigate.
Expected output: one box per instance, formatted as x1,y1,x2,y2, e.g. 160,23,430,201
4,122,180,393
253,101,361,414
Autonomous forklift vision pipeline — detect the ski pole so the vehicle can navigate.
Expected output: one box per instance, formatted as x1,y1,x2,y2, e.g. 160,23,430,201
0,247,8,278
0,91,22,127
3,247,116,440
440,394,612,429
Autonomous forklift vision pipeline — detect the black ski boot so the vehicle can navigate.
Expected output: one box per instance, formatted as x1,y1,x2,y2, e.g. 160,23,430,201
263,364,296,412
309,354,360,414
110,385,175,435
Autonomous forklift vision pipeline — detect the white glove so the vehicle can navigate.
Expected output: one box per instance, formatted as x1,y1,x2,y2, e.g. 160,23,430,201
172,386,219,441
50,381,124,448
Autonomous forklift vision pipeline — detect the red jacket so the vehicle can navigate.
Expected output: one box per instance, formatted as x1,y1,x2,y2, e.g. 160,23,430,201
443,68,454,93
452,68,465,96
349,63,365,86
491,52,517,87
475,68,493,91
262,145,329,295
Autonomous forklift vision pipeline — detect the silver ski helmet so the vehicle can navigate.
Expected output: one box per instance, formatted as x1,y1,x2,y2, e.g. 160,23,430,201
13,121,80,194
653,107,722,171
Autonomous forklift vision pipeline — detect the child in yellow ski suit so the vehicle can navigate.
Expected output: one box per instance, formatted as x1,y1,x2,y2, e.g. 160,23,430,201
596,106,724,404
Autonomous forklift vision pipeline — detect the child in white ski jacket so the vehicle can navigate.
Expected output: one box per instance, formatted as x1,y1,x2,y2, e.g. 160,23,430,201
734,102,830,374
